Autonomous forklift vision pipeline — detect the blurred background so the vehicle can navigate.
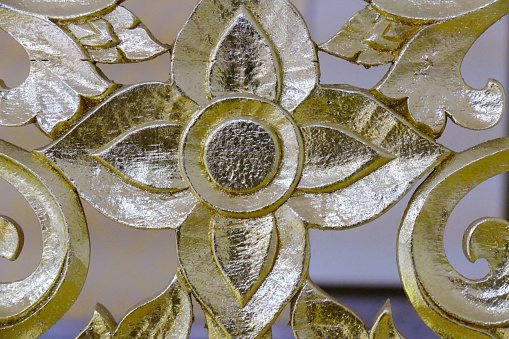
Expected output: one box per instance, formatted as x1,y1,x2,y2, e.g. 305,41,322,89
0,0,507,338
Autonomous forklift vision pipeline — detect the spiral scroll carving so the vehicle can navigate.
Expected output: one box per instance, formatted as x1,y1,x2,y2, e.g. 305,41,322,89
399,138,509,338
0,140,89,338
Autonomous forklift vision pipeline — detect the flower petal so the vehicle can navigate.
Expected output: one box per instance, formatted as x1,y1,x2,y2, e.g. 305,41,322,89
177,204,309,339
208,7,280,102
291,279,369,339
288,85,451,229
92,123,186,191
77,274,193,339
299,123,394,192
39,82,200,229
172,0,318,111
211,213,278,307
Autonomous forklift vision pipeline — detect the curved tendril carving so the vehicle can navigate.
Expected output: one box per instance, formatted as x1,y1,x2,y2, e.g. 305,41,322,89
399,138,509,338
0,139,89,339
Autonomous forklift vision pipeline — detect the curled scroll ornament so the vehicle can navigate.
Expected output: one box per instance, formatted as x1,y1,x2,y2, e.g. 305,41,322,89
0,140,89,338
399,138,509,338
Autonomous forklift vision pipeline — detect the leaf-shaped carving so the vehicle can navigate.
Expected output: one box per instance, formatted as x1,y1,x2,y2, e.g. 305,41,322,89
178,204,309,339
289,85,451,229
76,304,116,339
291,279,369,339
67,6,168,64
292,280,406,339
376,0,508,136
77,274,193,339
369,300,406,339
0,6,113,135
68,19,119,48
205,311,273,339
211,214,278,307
173,0,318,111
372,0,500,21
299,124,394,193
92,123,186,191
208,7,280,102
320,6,420,67
39,82,200,229
0,0,117,19
0,216,23,261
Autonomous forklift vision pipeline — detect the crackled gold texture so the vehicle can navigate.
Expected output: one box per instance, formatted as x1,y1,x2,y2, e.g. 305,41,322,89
0,0,508,338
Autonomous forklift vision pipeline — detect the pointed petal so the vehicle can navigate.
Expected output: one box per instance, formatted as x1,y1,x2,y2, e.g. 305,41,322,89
114,274,193,339
173,0,317,111
369,300,406,339
39,82,200,229
289,85,451,229
299,124,394,192
205,310,273,339
77,275,193,339
208,7,280,102
92,123,186,191
178,204,309,339
291,278,369,339
211,214,278,307
76,303,115,339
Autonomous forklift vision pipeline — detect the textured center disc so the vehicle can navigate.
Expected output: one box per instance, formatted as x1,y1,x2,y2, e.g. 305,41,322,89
204,119,280,193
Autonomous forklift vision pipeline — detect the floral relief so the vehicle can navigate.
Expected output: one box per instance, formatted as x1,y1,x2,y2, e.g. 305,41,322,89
0,0,507,338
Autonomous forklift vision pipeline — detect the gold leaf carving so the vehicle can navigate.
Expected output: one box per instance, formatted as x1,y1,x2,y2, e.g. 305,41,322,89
299,123,394,193
76,303,115,339
69,19,119,48
399,138,509,338
0,140,89,338
178,204,309,338
289,85,451,229
292,280,406,339
0,6,113,134
320,6,419,67
0,0,117,19
372,0,501,22
67,6,168,64
40,83,200,229
208,7,280,102
369,300,405,339
172,0,318,111
0,216,23,261
77,274,193,339
211,214,278,307
376,0,508,136
92,123,186,192
291,279,370,339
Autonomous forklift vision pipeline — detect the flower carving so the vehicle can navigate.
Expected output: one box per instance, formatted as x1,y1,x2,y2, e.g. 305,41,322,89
38,0,451,337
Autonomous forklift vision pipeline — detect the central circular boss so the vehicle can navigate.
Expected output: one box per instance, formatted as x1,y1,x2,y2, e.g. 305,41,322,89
180,96,303,217
204,118,281,193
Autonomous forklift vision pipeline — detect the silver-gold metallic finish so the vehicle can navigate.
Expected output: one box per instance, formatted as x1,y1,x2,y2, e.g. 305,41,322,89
0,0,507,337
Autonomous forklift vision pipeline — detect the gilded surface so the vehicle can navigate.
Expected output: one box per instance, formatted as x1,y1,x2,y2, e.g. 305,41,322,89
0,0,507,338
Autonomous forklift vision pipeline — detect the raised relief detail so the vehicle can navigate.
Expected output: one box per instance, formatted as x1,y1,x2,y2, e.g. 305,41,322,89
0,0,507,338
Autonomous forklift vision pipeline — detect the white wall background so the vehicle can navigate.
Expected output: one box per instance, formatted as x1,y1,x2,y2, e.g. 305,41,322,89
0,0,507,325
